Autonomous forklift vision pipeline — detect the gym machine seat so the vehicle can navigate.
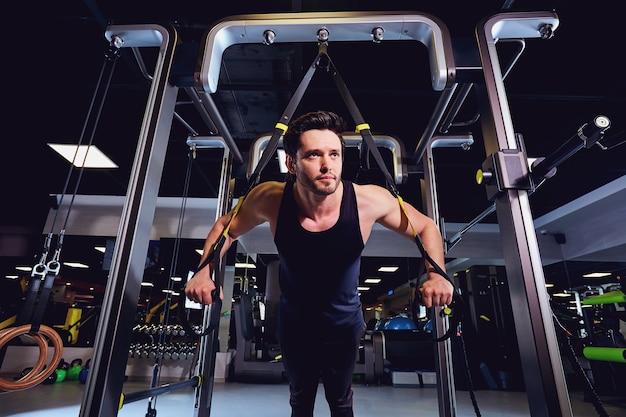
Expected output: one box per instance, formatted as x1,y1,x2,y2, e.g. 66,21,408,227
231,295,284,382
231,294,378,384
370,329,437,375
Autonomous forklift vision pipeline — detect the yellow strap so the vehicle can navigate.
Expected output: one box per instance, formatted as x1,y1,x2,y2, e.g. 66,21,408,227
275,122,288,132
118,393,125,410
216,197,245,250
0,314,16,330
396,196,418,238
355,123,370,132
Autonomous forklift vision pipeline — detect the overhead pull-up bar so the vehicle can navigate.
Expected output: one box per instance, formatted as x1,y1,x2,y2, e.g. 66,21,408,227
197,11,456,94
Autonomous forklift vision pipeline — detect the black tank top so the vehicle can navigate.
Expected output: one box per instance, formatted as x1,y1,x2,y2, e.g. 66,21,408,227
274,180,365,331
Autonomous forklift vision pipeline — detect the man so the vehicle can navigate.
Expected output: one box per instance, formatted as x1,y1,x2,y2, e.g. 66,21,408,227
185,110,453,417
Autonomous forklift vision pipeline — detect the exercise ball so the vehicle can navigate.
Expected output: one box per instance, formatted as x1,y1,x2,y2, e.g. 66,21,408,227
383,315,417,330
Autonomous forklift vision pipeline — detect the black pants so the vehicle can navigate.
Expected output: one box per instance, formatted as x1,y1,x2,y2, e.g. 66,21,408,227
278,325,364,417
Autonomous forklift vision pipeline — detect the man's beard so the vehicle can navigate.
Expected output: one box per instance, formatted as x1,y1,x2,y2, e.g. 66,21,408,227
297,172,340,196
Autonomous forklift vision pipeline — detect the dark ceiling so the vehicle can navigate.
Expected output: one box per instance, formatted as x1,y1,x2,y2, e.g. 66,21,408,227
1,1,625,311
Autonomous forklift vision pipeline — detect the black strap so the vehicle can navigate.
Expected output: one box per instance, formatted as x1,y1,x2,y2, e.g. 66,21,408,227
186,41,461,341
16,262,59,332
322,44,398,197
181,48,325,337
324,46,463,342
245,47,322,195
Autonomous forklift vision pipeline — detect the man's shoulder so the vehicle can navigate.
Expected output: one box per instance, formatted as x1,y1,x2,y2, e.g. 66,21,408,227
255,180,287,192
353,182,396,213
352,181,388,196
249,180,287,200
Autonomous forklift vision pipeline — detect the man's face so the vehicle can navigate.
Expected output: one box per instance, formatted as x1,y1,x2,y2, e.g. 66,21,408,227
287,129,343,196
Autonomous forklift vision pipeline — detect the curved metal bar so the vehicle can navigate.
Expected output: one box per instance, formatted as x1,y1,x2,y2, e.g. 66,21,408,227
105,25,169,49
198,11,456,93
247,134,408,184
478,11,560,153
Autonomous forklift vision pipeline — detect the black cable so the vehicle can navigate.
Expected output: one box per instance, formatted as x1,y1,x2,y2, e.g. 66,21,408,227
458,328,482,416
48,46,120,236
552,311,610,417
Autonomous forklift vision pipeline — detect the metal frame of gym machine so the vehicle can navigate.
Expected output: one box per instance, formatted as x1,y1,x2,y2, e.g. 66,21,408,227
78,10,573,417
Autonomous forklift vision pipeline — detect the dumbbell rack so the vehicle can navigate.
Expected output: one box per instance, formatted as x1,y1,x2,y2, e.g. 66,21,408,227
125,324,198,382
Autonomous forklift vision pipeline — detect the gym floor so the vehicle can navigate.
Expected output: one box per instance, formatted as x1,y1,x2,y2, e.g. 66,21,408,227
1,380,624,417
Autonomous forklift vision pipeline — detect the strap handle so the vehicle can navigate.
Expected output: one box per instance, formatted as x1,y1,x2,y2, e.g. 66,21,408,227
325,48,463,342
182,47,325,336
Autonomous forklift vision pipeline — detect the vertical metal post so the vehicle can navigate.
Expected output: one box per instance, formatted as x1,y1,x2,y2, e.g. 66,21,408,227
474,12,572,416
421,144,454,417
193,145,234,417
79,24,179,417
421,135,473,417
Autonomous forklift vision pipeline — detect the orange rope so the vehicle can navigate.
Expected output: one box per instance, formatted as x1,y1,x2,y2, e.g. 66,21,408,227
0,324,64,392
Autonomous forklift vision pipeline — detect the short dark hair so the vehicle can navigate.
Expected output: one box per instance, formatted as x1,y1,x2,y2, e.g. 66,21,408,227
283,110,346,159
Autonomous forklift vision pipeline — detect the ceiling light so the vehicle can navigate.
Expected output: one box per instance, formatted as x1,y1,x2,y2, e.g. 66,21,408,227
171,276,182,282
582,272,612,278
63,262,89,269
141,282,154,287
364,278,381,284
552,292,571,298
5,275,19,280
195,249,204,256
378,266,398,273
16,266,31,272
48,143,118,168
94,246,106,253
357,286,370,291
235,262,256,269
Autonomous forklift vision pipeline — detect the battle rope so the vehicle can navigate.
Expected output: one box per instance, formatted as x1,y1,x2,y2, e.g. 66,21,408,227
552,307,610,417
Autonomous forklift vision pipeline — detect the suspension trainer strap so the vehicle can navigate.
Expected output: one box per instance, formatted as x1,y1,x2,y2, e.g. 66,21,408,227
198,43,327,278
324,49,398,197
185,46,325,336
245,46,324,195
325,49,462,341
